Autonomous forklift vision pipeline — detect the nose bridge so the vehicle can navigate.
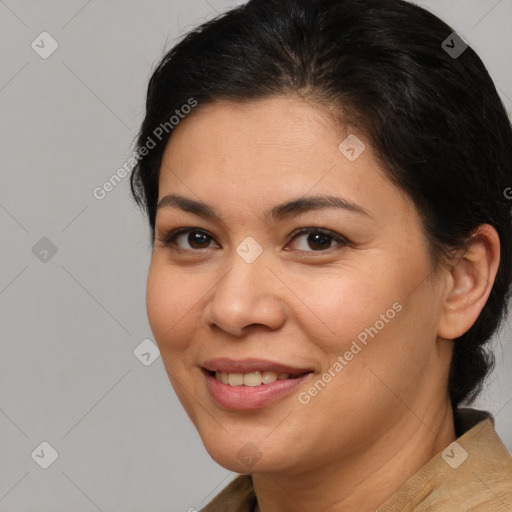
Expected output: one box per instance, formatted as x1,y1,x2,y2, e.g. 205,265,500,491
216,245,271,309
206,244,285,334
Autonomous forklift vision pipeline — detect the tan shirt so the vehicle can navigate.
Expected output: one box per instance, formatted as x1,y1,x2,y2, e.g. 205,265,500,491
200,408,512,511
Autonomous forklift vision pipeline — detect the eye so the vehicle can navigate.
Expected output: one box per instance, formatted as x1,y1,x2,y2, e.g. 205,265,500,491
287,227,348,252
156,227,349,254
157,228,218,250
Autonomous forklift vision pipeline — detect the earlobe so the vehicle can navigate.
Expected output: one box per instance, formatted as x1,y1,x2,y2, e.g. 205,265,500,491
437,224,500,340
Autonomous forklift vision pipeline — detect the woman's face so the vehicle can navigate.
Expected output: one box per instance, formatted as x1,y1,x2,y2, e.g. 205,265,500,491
146,96,452,475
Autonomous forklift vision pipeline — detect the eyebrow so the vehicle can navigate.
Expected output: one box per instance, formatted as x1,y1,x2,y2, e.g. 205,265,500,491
155,193,372,224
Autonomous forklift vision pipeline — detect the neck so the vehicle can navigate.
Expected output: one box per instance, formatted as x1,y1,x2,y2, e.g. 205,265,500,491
252,401,455,512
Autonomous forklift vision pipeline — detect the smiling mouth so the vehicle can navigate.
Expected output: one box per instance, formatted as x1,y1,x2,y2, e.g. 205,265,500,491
204,369,310,386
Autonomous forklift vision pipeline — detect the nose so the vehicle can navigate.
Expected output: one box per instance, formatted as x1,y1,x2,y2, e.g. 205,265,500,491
204,250,287,337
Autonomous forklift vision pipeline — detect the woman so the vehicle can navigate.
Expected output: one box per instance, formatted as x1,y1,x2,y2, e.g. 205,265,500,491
130,0,512,510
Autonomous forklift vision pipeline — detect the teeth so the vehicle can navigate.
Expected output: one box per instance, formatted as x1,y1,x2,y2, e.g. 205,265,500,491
228,373,244,386
214,371,293,386
262,371,278,384
244,372,263,387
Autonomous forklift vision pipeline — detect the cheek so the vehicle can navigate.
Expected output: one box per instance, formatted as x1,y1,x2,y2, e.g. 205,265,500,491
295,255,434,401
295,267,399,354
315,281,438,414
145,261,200,353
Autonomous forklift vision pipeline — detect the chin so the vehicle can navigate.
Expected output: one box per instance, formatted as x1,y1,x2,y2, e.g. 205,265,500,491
200,430,300,475
206,447,278,474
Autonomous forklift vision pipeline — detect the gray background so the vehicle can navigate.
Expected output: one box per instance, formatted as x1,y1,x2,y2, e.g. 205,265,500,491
0,0,511,511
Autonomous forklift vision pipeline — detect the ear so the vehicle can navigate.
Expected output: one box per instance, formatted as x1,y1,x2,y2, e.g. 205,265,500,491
438,224,501,340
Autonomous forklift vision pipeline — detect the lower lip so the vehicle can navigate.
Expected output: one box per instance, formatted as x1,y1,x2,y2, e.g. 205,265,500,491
204,371,311,410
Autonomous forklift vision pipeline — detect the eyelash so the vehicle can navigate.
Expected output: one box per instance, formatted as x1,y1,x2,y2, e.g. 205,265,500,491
156,227,349,255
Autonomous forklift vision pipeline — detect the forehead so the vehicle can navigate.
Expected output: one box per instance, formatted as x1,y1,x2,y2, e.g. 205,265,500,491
161,96,366,182
164,96,347,152
157,96,415,223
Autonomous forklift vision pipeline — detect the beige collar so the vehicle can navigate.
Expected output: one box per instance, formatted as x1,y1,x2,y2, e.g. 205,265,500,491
376,408,512,510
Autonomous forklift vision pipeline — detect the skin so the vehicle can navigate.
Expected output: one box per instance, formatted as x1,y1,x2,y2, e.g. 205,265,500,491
146,96,500,512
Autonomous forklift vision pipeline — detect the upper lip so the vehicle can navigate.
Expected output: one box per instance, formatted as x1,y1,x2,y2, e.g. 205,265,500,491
202,358,313,375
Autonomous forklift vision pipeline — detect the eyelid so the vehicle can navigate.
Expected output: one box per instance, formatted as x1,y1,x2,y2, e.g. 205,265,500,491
157,227,218,248
156,226,350,252
287,227,349,248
